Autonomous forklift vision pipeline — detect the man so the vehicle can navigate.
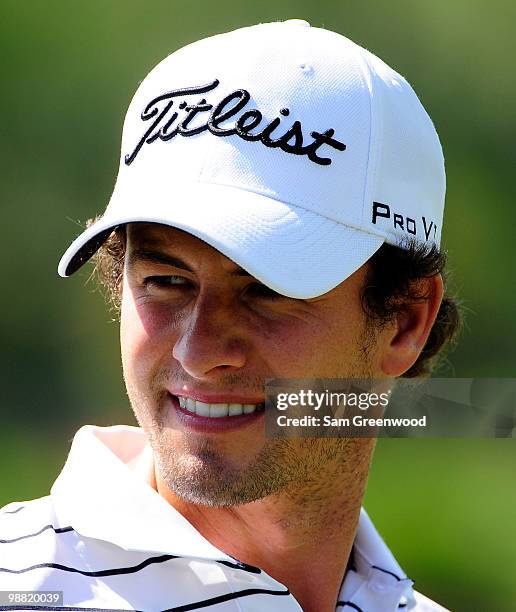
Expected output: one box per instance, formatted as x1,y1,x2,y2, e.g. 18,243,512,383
1,20,459,611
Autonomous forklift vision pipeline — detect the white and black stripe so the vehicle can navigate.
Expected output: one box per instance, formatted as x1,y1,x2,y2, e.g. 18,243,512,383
1,499,297,612
0,506,25,516
0,426,446,610
1,524,74,544
0,586,291,612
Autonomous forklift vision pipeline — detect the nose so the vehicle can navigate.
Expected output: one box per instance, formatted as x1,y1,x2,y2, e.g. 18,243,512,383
172,292,247,379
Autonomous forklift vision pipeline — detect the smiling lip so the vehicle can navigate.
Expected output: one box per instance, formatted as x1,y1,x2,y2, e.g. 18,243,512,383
168,393,265,433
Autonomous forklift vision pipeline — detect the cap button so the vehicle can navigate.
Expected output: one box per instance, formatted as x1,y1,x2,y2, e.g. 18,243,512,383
284,19,310,27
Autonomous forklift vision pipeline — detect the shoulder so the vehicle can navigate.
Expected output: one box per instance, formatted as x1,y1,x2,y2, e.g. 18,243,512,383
412,589,450,611
0,496,74,590
0,496,58,540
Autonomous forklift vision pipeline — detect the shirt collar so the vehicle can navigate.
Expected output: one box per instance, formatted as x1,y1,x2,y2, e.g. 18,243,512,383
51,424,235,562
340,510,415,609
51,425,416,609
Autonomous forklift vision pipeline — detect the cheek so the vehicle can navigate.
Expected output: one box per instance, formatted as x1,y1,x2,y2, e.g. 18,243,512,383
250,315,362,377
121,286,192,400
120,293,147,385
121,276,185,348
120,287,171,389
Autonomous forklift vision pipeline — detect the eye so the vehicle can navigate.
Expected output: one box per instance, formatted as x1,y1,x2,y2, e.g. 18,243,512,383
245,282,284,300
144,275,192,288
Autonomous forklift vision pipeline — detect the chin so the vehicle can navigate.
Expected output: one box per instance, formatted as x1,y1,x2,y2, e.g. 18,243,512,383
153,438,293,507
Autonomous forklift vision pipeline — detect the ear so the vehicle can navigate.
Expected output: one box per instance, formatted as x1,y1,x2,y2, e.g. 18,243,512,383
380,274,444,377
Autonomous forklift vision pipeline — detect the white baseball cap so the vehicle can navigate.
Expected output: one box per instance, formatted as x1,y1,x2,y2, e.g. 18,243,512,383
58,19,445,298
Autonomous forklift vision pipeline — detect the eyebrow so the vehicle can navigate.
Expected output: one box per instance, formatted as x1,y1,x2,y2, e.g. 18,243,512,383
128,248,252,277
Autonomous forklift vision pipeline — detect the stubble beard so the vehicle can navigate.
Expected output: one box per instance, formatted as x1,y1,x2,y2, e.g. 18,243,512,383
127,326,379,508
132,388,320,507
144,413,367,508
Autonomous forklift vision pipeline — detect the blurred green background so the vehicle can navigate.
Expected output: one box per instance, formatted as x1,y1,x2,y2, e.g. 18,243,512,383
1,1,515,610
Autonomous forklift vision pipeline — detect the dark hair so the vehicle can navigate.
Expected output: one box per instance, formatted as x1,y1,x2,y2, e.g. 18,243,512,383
89,222,461,378
362,239,461,377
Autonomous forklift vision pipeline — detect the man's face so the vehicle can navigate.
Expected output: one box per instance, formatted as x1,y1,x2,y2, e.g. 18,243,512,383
121,223,387,506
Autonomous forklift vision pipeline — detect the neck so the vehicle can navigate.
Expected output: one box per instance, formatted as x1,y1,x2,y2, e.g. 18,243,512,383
150,438,376,612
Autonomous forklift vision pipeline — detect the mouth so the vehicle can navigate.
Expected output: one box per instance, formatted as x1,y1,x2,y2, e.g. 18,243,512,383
168,393,265,433
177,395,265,417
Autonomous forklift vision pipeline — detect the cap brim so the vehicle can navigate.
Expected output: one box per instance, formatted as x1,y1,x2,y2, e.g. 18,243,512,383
58,182,384,299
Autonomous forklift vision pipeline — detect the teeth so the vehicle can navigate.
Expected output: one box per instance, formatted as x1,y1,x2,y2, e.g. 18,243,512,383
210,403,228,417
176,397,263,418
228,404,243,416
186,397,196,413
194,400,210,417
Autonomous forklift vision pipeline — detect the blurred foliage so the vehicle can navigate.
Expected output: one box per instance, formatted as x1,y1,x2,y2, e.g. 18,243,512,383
1,1,515,610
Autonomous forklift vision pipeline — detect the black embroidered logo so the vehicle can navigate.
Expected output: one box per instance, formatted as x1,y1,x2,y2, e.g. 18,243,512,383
124,79,346,167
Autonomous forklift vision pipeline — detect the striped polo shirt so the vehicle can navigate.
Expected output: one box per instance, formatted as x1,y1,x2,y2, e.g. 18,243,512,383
1,425,447,611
